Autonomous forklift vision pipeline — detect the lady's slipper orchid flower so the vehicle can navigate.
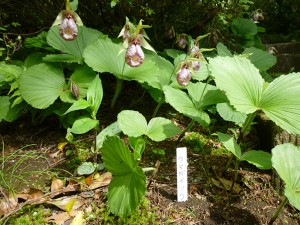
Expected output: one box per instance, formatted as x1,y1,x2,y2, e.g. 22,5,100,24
59,13,78,41
118,18,155,67
125,43,145,67
52,0,83,41
176,65,191,86
176,34,188,49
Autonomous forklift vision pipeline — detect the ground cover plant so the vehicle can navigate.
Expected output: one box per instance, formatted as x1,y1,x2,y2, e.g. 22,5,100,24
0,0,300,224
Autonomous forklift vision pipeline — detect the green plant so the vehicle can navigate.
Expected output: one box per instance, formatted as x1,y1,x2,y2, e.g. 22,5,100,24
6,205,50,225
269,143,300,224
208,52,300,187
0,142,50,193
101,110,180,216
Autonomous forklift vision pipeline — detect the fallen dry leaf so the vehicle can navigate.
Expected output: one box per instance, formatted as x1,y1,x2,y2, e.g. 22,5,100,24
28,188,44,200
46,195,85,211
211,178,242,194
88,172,112,190
51,178,65,192
70,211,84,225
57,142,68,151
0,191,18,216
47,210,80,225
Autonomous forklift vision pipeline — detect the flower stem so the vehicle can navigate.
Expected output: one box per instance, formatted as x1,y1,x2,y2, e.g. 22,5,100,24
177,119,195,142
66,0,71,11
152,95,164,118
110,79,123,109
237,112,256,144
268,196,288,225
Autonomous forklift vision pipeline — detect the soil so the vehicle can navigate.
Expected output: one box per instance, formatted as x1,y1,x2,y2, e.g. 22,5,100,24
0,82,299,225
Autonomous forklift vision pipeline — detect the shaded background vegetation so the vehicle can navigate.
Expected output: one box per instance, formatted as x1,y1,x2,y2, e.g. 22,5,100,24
1,0,299,51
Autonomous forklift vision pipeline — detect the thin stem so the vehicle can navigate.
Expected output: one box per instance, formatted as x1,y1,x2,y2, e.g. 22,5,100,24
128,89,147,108
110,79,123,109
66,0,71,11
151,95,164,118
93,129,98,163
237,112,257,144
177,119,195,142
268,196,288,225
231,159,240,190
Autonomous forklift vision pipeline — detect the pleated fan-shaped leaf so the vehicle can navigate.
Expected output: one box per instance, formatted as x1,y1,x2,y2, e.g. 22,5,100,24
209,56,263,114
259,73,300,134
209,56,300,134
83,38,159,87
243,47,276,71
47,25,103,60
272,143,300,210
19,63,65,109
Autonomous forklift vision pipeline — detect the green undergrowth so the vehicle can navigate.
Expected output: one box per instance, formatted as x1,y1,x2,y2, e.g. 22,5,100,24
86,198,159,224
5,205,51,225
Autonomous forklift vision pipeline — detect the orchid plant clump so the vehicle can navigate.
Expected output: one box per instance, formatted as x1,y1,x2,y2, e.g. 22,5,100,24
1,0,300,223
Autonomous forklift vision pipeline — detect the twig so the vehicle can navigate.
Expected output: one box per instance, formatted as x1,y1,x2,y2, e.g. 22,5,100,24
147,160,161,190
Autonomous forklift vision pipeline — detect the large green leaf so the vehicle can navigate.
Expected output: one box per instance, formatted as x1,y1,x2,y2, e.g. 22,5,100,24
96,121,121,150
240,150,272,170
0,96,10,122
146,117,180,141
70,116,99,134
102,136,146,216
43,54,83,64
64,99,90,115
83,38,159,87
117,110,148,137
243,47,276,71
117,110,179,141
272,143,300,210
259,73,300,134
217,132,242,159
163,86,210,126
187,82,227,109
0,63,23,83
144,51,174,89
231,18,257,36
216,43,233,57
47,25,103,60
192,62,209,81
216,102,247,124
209,56,263,114
19,63,65,109
24,52,46,68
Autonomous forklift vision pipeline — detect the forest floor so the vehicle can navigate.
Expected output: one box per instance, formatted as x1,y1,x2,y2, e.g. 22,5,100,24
0,82,299,225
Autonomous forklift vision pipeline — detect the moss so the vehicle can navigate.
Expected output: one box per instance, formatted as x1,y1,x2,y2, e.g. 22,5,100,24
6,205,50,225
85,198,159,224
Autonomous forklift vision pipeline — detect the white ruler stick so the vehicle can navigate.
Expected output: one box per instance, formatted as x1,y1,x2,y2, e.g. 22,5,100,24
176,147,188,202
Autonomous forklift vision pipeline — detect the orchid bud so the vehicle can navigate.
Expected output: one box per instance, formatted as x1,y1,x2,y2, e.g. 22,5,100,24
190,52,203,72
252,11,264,23
125,43,145,67
122,24,130,40
176,34,187,49
71,80,80,99
165,26,175,40
59,14,78,41
176,66,191,86
192,61,200,72
189,40,199,54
